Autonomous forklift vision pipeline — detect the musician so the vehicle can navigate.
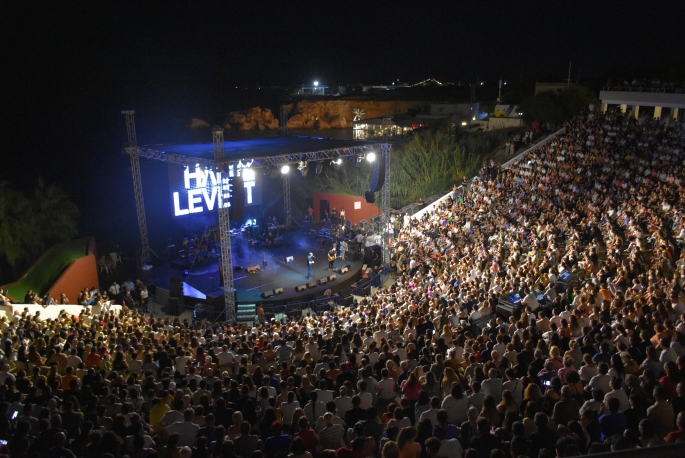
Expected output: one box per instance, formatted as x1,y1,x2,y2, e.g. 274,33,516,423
328,249,336,269
339,208,346,227
307,252,315,279
331,207,338,225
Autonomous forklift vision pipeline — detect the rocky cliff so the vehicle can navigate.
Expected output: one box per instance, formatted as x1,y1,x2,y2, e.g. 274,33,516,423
286,100,423,129
224,107,280,131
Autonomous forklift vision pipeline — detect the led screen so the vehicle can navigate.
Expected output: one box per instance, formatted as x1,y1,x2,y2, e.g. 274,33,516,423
168,164,261,217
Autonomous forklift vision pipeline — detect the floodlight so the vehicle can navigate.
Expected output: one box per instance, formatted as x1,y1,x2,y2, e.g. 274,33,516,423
314,81,319,86
242,169,255,181
366,152,376,162
281,165,290,174
461,122,467,126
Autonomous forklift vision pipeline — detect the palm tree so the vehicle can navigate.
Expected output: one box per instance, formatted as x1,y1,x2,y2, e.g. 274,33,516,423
353,108,365,122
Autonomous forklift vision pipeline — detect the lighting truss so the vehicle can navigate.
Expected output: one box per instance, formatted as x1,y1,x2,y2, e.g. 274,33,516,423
124,144,387,170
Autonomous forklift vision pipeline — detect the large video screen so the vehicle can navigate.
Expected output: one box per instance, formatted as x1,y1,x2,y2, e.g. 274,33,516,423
168,164,262,217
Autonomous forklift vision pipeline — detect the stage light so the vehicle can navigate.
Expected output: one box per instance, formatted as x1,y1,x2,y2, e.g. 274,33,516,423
461,121,467,126
281,165,290,174
314,81,319,86
335,158,342,165
315,162,323,174
366,152,376,162
242,169,255,180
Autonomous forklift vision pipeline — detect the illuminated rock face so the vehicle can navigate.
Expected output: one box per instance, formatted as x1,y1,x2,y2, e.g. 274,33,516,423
216,100,423,131
286,100,423,129
224,107,280,131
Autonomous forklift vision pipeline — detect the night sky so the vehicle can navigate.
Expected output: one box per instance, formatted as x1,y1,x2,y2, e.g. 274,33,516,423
5,2,684,244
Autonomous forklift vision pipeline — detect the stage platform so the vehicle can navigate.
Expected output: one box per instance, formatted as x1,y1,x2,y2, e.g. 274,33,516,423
140,232,371,306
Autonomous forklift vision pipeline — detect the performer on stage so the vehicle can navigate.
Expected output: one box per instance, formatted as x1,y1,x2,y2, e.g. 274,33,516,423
328,249,336,269
307,252,315,279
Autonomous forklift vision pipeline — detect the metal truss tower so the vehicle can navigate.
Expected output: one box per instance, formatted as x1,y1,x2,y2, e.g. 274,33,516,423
121,110,150,265
213,127,236,323
381,143,392,267
282,172,299,229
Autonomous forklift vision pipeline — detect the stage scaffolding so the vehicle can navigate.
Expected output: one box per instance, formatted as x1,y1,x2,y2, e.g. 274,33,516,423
212,127,236,322
121,111,150,265
121,112,392,322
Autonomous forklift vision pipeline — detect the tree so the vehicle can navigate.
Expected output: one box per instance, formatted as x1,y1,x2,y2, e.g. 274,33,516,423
519,87,599,125
390,130,481,208
0,182,33,268
0,180,79,283
30,179,79,252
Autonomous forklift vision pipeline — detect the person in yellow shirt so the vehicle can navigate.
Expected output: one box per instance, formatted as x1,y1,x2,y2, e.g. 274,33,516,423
149,394,171,433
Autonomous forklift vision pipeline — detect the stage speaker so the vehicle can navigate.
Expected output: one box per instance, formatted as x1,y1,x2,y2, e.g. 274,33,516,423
327,274,337,282
246,265,260,274
307,281,318,289
369,155,386,192
347,251,362,262
168,297,180,315
167,244,177,260
261,290,274,298
364,191,375,204
234,266,243,271
169,277,183,298
295,284,307,292
317,278,327,285
230,175,245,220
274,287,284,295
284,256,294,263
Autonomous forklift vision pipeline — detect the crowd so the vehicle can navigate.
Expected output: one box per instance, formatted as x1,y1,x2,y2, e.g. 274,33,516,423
0,111,684,458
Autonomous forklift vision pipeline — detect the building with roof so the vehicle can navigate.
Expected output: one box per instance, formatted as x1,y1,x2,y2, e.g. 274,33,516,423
599,86,684,120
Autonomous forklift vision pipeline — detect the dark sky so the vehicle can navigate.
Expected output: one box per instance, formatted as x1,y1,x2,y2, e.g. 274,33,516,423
4,2,684,231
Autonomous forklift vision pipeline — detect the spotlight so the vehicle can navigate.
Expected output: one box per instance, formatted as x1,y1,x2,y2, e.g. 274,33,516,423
281,165,290,174
366,152,376,162
335,158,342,165
356,156,363,168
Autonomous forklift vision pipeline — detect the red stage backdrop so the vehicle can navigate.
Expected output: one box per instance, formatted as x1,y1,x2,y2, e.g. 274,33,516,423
313,192,381,226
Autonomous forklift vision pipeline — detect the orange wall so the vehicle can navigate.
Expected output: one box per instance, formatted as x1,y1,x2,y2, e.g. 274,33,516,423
48,254,100,304
313,193,382,226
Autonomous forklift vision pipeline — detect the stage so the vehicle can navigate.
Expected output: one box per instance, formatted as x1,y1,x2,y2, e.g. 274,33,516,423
140,231,373,308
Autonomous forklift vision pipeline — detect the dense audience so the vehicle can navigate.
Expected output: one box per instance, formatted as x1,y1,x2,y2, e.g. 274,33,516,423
0,111,684,458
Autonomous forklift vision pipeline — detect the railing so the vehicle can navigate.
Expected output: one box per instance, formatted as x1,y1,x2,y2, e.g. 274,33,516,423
261,295,341,320
351,271,389,297
184,304,226,322
602,86,685,94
